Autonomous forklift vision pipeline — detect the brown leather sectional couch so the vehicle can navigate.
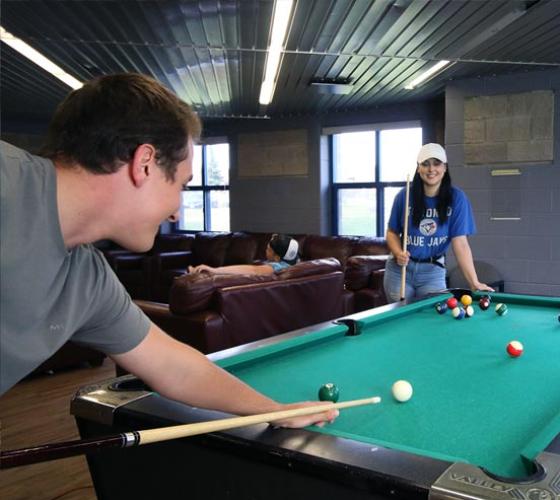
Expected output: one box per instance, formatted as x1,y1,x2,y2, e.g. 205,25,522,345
121,231,390,310
129,231,390,354
136,258,349,354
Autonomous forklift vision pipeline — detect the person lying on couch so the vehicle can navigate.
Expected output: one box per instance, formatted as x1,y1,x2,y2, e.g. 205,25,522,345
189,234,299,276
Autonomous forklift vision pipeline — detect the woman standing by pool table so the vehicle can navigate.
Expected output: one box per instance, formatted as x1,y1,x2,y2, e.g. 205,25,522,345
383,143,494,302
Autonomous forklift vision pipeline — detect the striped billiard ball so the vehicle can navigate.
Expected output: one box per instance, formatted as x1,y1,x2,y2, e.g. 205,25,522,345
479,298,490,310
506,340,523,358
495,303,508,316
435,302,448,314
452,307,465,320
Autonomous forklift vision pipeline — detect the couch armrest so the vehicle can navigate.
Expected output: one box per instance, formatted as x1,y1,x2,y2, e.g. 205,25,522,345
135,300,224,353
344,255,389,291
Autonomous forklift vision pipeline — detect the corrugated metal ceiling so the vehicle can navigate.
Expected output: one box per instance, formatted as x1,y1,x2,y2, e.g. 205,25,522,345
1,0,559,126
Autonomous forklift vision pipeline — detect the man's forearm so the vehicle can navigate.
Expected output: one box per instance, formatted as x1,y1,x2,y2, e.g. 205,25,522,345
112,324,339,429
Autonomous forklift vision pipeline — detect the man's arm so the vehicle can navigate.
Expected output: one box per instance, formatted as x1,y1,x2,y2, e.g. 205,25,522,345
111,323,338,427
189,264,274,276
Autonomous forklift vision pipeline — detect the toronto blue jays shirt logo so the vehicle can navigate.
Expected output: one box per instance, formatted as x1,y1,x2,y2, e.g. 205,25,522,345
420,218,437,236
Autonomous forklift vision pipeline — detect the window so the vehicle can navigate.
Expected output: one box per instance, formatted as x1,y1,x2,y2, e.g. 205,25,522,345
330,126,422,236
177,142,230,232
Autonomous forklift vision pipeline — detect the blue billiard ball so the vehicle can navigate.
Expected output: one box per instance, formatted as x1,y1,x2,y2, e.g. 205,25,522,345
452,307,465,320
435,302,448,314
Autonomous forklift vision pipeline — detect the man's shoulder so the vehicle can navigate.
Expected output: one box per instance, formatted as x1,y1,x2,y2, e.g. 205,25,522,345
1,141,35,163
1,141,51,179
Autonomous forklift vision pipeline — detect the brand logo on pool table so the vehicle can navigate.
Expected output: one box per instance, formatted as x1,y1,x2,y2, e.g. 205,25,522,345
449,472,555,499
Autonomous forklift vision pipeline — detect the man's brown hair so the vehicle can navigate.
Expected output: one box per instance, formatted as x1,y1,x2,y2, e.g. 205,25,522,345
41,73,201,180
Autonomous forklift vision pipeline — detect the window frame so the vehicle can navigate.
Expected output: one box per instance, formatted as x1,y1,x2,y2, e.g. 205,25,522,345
173,141,230,233
328,123,422,237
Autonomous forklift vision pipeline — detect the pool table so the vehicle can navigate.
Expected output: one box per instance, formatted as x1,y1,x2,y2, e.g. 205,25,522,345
72,292,560,500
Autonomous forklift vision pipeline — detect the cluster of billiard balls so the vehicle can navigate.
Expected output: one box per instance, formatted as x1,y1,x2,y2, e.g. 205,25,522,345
318,380,413,404
435,294,510,319
435,294,489,319
435,294,524,358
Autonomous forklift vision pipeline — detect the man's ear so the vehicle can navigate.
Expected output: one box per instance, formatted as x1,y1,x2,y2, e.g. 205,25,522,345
130,144,157,187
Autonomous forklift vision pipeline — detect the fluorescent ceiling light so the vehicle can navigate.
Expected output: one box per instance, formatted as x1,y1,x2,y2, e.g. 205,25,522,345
259,0,293,105
0,26,83,90
405,60,450,90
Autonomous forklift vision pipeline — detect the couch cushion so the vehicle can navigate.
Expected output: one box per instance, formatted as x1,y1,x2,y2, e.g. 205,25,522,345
224,232,260,265
192,232,232,267
301,235,355,268
244,232,273,260
152,233,194,253
351,236,389,256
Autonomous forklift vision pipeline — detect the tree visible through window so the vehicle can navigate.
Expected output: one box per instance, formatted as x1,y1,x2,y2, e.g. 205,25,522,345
177,143,230,232
331,127,422,237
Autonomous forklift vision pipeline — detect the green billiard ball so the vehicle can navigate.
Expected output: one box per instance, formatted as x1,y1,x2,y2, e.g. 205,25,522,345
495,303,508,316
318,383,339,403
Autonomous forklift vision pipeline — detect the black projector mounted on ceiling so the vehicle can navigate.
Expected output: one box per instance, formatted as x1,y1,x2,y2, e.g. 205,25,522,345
309,77,353,95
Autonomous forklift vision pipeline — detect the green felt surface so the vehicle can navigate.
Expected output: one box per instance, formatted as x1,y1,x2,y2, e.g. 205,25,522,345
217,293,560,479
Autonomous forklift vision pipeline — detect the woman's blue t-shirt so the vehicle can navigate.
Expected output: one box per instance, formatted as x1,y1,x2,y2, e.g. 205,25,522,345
267,260,291,273
387,186,476,260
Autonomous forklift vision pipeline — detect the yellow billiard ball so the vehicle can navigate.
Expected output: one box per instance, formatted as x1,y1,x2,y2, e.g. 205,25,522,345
460,294,472,307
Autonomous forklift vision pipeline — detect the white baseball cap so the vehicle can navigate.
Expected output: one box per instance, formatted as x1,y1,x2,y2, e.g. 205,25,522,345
417,143,447,163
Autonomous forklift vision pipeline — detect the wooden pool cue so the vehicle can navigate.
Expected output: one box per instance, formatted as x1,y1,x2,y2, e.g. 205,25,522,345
400,174,411,300
0,395,381,469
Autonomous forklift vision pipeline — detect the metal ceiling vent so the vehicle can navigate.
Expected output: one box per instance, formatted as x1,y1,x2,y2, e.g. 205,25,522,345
309,77,353,95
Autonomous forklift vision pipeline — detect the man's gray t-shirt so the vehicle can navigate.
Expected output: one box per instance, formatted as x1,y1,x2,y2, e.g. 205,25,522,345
0,141,150,394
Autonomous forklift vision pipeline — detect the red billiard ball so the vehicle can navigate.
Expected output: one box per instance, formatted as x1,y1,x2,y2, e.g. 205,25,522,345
506,341,523,358
446,297,458,309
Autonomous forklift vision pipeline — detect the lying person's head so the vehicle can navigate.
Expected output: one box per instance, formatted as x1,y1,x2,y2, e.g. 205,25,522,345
267,234,299,265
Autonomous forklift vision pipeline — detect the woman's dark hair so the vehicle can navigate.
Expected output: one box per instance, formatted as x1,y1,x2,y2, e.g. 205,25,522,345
40,73,201,181
411,169,453,227
269,234,299,265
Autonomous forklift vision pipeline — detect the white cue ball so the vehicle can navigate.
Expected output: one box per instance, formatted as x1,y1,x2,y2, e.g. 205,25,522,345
392,380,413,403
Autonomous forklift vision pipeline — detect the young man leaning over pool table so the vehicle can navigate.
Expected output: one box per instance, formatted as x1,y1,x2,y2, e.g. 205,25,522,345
0,73,338,428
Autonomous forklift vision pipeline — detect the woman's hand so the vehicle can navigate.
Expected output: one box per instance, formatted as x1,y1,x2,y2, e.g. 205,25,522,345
188,264,215,274
394,250,410,267
473,282,495,292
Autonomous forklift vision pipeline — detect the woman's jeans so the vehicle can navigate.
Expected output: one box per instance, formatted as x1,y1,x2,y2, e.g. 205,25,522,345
383,257,446,303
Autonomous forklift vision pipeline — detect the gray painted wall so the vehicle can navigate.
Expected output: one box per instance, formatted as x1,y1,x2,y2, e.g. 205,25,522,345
445,69,560,296
213,100,442,235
